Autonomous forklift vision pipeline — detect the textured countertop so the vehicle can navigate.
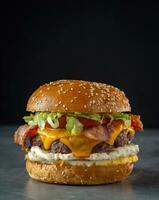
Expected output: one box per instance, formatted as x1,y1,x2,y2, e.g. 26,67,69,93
0,126,159,200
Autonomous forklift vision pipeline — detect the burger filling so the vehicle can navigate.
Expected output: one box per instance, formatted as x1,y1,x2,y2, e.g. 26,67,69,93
14,112,143,159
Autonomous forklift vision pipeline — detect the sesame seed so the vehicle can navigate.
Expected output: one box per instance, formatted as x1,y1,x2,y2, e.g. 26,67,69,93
84,105,87,108
70,88,73,91
70,99,74,103
111,96,115,101
90,93,94,97
101,94,105,97
62,171,65,176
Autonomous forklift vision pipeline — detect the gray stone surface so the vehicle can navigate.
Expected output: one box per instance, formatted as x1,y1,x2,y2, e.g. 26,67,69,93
0,126,159,200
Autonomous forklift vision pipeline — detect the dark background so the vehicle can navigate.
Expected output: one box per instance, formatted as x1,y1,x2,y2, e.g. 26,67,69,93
0,1,158,128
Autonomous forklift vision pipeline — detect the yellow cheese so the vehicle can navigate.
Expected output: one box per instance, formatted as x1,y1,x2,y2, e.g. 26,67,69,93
60,136,100,158
98,155,138,166
37,126,135,158
127,127,135,135
38,128,100,158
106,125,135,145
106,123,124,145
38,128,69,150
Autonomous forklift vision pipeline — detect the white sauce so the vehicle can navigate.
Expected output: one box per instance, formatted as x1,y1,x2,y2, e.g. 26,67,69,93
28,144,139,166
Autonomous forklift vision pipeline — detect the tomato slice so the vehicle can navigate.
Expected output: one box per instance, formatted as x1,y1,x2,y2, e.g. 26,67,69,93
27,126,38,138
58,116,67,128
78,118,100,127
45,116,67,129
101,118,110,125
129,114,143,131
46,116,110,129
78,117,110,128
58,116,109,128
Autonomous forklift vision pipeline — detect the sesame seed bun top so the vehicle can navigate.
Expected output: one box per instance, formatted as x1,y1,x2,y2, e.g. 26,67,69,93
26,80,131,113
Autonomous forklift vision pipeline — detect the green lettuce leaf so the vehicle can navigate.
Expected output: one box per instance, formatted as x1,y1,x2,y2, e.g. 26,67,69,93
23,112,62,130
112,112,130,121
112,112,131,126
23,114,34,123
69,112,102,122
23,111,131,131
66,116,83,135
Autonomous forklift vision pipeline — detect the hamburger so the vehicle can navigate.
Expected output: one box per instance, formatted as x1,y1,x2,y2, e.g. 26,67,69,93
14,80,143,185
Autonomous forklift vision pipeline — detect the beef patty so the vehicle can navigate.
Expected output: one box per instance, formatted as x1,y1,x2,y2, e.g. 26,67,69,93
30,135,43,147
51,140,72,154
30,130,134,154
114,130,134,147
91,142,113,153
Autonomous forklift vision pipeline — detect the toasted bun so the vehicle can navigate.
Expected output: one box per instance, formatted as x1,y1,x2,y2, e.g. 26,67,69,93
27,80,131,113
26,159,135,185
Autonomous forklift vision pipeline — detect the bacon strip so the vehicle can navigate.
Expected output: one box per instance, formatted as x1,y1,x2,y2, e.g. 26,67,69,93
83,125,108,141
83,119,124,144
14,124,38,149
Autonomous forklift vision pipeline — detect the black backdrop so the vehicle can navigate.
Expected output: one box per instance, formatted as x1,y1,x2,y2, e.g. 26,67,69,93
0,1,159,128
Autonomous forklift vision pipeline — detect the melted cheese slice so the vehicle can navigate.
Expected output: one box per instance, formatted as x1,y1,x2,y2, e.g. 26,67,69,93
38,128,100,158
107,123,124,145
38,128,68,150
37,126,135,158
60,136,100,158
107,125,135,145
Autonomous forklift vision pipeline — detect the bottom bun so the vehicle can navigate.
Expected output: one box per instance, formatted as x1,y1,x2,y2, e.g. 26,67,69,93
26,157,136,185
